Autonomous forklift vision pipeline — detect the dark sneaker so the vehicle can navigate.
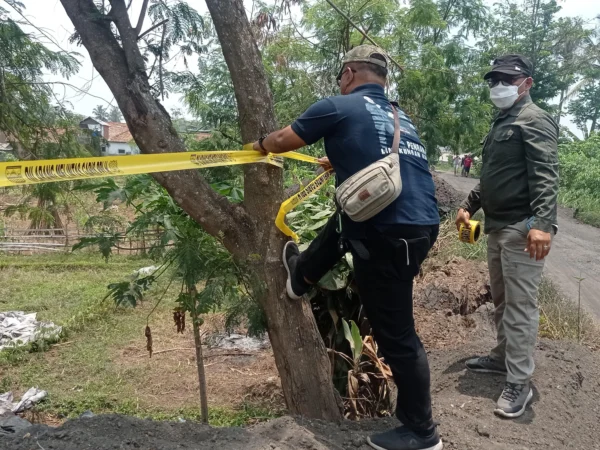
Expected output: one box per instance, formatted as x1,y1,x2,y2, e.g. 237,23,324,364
282,241,309,300
465,356,507,375
367,426,443,450
494,382,533,418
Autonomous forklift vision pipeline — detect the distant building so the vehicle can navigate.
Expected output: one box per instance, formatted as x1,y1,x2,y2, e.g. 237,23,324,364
79,117,138,156
79,118,211,156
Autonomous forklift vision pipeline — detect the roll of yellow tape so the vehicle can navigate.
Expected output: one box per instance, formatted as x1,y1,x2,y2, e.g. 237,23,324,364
459,220,481,244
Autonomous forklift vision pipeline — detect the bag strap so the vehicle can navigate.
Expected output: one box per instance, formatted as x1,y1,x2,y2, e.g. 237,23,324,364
391,105,401,155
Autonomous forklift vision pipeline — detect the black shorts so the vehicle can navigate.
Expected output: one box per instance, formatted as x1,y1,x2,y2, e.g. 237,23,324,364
464,166,471,173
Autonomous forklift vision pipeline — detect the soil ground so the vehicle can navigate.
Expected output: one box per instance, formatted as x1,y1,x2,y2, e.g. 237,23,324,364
4,336,600,450
436,171,600,319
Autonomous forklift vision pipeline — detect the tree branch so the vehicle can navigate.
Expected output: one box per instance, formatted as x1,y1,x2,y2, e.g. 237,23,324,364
135,0,150,36
108,0,146,73
5,81,114,104
159,21,166,100
138,19,169,41
205,0,282,221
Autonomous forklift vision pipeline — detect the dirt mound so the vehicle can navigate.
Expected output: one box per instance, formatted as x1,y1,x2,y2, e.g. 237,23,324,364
432,172,465,211
416,258,492,316
410,257,494,350
5,338,599,450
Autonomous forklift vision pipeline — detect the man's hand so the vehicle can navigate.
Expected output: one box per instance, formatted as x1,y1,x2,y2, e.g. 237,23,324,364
525,229,552,261
455,208,471,232
253,140,267,155
317,157,332,171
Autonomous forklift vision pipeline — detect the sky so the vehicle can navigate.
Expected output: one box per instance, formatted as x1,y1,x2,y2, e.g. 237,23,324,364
15,0,600,132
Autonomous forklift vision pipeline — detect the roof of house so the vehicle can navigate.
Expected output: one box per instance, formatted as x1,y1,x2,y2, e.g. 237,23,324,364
105,122,133,143
80,117,109,127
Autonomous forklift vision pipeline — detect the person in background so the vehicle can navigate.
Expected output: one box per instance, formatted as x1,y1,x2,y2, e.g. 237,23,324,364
460,155,466,176
253,45,442,450
453,155,461,176
456,54,559,419
463,154,473,177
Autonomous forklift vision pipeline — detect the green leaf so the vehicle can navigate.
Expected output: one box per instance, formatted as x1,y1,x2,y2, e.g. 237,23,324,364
72,234,122,262
317,269,347,291
106,275,156,308
310,210,333,220
285,211,302,219
342,319,363,364
350,320,363,364
342,319,354,359
307,218,329,231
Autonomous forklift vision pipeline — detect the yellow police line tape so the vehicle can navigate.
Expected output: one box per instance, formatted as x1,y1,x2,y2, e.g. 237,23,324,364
0,148,331,242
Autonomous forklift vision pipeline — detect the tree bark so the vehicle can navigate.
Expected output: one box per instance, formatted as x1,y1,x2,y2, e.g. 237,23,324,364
59,0,341,420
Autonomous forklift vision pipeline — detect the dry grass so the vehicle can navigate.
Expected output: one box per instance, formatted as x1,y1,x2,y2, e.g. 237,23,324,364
538,277,600,349
116,312,282,413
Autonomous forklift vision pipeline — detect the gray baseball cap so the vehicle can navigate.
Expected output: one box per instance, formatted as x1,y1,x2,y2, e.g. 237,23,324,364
341,45,388,67
337,45,388,80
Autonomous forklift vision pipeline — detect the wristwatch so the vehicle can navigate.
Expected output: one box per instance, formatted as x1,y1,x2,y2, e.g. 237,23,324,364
258,134,269,152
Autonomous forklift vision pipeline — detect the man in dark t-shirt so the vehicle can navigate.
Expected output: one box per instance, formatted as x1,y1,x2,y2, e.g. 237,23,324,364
252,45,442,450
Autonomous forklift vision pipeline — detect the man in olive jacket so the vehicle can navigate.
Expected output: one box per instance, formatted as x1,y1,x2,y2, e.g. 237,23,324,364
456,54,559,419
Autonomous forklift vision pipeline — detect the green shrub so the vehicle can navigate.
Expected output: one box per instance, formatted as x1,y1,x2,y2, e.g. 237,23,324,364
558,134,600,228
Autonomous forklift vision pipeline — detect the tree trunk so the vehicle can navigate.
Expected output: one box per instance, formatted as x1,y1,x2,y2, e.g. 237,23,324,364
205,0,342,421
190,287,209,424
60,0,341,421
590,108,598,135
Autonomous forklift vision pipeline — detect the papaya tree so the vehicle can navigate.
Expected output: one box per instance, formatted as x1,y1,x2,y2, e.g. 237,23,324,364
58,0,341,420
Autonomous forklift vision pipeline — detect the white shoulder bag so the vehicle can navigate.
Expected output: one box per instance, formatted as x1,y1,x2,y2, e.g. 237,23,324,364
335,105,402,222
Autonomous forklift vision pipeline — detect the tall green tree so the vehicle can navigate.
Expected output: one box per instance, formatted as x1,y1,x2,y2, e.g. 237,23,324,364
568,67,600,139
107,105,123,122
392,0,492,157
0,1,91,232
92,105,109,121
0,1,79,158
480,0,595,115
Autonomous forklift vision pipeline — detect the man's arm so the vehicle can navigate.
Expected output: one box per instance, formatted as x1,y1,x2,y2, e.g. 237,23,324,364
252,126,306,154
522,112,559,260
456,184,482,230
523,113,559,234
460,183,482,217
253,98,339,154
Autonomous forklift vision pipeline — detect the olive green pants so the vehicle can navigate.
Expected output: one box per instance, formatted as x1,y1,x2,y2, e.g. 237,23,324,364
488,218,546,385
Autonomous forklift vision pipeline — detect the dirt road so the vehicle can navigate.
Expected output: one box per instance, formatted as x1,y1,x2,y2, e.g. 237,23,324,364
437,171,600,319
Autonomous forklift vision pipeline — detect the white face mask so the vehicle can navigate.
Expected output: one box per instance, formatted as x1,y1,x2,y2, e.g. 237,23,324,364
489,79,526,109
